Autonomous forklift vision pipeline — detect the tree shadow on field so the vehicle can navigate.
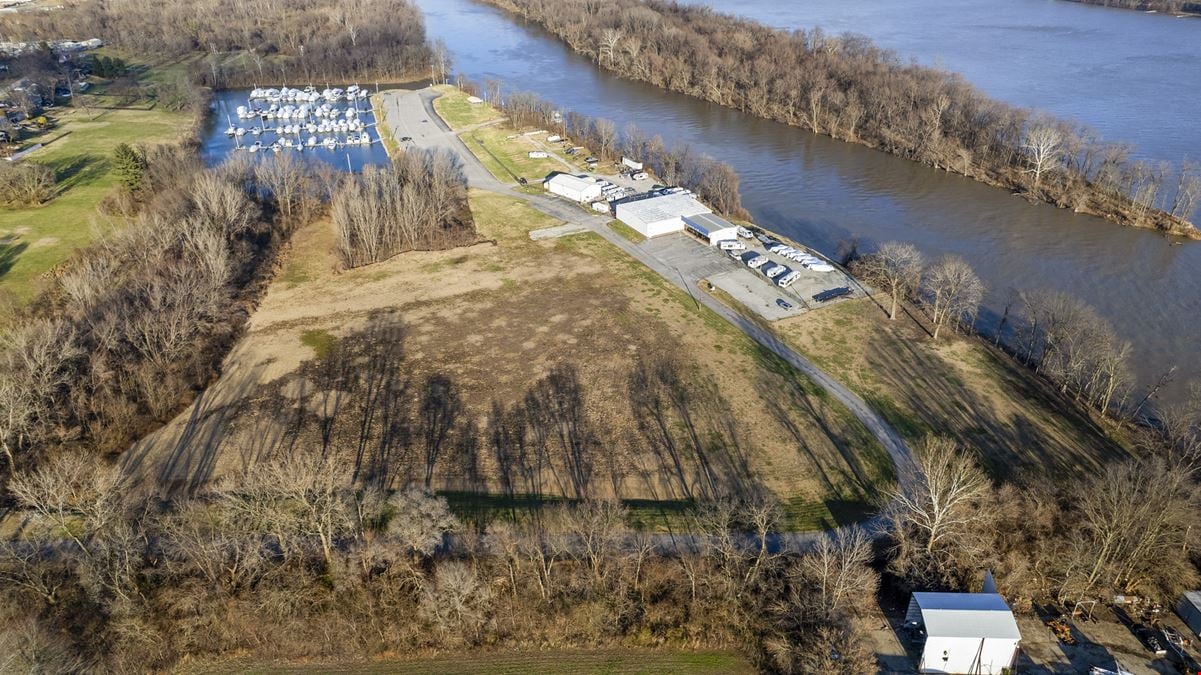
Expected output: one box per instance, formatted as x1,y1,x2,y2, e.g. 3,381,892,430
626,354,758,504
861,320,1129,481
44,153,109,193
0,240,28,281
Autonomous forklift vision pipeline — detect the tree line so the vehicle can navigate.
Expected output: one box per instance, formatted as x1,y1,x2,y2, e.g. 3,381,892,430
0,440,884,673
333,148,475,268
2,428,1197,671
852,241,1141,419
480,0,1200,237
1064,0,1201,13
7,0,432,88
484,85,747,217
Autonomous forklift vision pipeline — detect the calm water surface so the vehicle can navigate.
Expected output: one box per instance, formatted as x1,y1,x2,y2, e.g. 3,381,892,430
417,0,1201,405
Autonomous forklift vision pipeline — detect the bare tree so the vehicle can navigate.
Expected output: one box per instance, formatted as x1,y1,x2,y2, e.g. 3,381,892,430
922,255,984,340
796,527,878,620
1022,123,1063,195
883,437,993,588
852,242,924,320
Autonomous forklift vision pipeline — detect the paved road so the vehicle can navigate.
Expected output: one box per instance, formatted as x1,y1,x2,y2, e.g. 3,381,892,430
376,88,918,548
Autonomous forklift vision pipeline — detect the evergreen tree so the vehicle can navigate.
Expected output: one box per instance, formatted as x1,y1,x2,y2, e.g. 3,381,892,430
112,143,146,192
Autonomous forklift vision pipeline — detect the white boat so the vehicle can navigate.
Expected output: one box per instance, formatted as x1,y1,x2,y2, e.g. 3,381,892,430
306,136,318,147
234,127,247,136
248,141,263,153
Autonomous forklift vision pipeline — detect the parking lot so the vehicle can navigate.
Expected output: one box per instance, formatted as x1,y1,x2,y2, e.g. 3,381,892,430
638,232,863,322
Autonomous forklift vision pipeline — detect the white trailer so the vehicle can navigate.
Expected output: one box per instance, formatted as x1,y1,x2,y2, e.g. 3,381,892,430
746,255,768,269
718,240,746,251
622,156,644,171
528,150,549,159
777,271,800,288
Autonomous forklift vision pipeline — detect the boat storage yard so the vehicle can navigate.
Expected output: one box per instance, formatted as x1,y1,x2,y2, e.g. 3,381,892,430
542,169,862,321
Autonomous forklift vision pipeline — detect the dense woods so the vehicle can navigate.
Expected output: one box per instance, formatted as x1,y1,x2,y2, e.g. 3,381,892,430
1065,0,1201,13
0,147,328,473
6,0,432,87
333,149,475,268
481,0,1200,237
490,87,747,217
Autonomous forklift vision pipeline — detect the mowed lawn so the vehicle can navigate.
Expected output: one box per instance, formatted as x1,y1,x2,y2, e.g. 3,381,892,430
0,104,188,301
432,83,503,130
182,649,755,674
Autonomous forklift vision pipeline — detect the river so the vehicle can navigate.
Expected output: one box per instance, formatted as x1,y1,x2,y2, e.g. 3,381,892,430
415,0,1201,406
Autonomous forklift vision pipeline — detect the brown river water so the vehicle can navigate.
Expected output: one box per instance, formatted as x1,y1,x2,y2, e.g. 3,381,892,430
417,0,1201,406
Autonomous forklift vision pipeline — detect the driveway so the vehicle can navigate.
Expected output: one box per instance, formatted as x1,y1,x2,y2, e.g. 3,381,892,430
375,87,918,546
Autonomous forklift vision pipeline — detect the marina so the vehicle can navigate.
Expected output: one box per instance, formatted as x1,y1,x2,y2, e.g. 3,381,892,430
201,86,391,171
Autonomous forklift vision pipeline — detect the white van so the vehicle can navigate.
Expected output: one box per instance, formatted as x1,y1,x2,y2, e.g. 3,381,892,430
737,227,753,239
719,240,746,251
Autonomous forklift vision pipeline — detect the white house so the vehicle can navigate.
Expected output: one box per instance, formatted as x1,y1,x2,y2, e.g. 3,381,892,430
1178,591,1201,638
682,213,740,246
544,173,602,203
906,591,1021,674
615,193,712,239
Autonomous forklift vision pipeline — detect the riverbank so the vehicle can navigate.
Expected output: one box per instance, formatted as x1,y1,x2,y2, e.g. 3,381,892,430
478,0,1199,240
1062,0,1201,16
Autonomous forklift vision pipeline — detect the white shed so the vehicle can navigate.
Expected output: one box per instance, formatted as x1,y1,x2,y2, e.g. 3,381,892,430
544,174,602,203
615,193,712,239
466,95,484,105
683,213,740,246
1178,591,1201,638
906,592,1021,674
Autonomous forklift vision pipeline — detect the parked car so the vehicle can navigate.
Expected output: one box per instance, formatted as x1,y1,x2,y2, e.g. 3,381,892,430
400,136,413,142
776,298,793,310
737,227,753,239
632,171,648,180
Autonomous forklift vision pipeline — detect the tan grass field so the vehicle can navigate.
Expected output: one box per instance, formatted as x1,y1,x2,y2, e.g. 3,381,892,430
778,299,1131,479
122,189,891,530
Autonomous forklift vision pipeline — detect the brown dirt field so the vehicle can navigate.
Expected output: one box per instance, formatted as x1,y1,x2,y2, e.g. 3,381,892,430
120,190,891,530
778,298,1132,481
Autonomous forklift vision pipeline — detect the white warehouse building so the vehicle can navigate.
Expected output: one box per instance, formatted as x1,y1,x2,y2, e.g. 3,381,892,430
906,591,1021,674
683,213,740,246
615,193,711,239
545,174,602,203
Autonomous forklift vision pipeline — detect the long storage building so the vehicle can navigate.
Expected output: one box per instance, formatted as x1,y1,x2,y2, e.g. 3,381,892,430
615,192,712,239
545,174,602,203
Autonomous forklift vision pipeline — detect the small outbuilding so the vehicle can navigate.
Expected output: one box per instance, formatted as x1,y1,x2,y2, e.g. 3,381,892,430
906,591,1021,674
466,95,484,105
615,192,711,239
544,173,602,203
682,212,740,246
1178,591,1201,638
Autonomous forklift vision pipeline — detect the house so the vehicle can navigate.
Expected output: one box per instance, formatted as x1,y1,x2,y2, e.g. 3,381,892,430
906,590,1021,674
1178,591,1201,638
544,173,602,203
682,212,740,246
615,192,711,238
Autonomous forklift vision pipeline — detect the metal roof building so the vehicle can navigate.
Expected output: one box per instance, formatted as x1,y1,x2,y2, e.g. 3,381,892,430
682,212,740,246
545,173,602,203
615,192,711,238
1178,591,1201,638
906,592,1021,674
